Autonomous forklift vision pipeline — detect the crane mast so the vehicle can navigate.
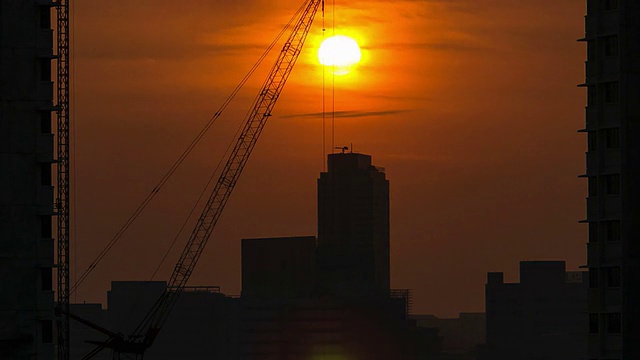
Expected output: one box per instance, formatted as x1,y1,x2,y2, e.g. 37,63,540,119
55,0,72,359
83,1,322,358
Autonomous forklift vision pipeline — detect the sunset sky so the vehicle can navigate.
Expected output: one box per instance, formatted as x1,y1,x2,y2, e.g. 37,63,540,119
70,0,587,317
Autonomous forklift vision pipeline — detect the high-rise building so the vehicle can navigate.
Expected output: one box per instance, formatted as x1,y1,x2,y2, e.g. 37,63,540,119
0,2,56,359
581,1,640,358
317,152,390,298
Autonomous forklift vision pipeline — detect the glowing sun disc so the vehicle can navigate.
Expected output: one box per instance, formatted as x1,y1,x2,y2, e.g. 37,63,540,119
318,35,361,67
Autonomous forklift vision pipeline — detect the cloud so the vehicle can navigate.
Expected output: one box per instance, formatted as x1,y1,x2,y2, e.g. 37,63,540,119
368,41,485,52
282,109,413,119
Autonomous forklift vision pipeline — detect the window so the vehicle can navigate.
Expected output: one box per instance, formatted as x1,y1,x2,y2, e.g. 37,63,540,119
40,320,53,343
40,215,52,238
588,177,598,197
40,163,51,186
589,222,598,243
589,313,599,334
604,81,619,103
604,220,621,242
588,131,597,151
604,174,620,195
40,111,52,134
606,267,621,288
41,267,52,291
39,6,51,29
589,268,599,288
39,58,51,82
603,35,619,57
607,313,621,333
604,0,619,11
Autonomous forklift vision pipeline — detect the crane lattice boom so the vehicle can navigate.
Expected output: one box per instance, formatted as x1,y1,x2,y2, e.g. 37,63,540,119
83,1,323,358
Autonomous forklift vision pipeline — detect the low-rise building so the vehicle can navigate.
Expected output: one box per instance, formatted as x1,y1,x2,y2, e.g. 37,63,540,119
479,261,587,360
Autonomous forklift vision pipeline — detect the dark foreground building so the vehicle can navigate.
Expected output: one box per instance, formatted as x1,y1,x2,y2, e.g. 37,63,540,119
412,313,485,360
240,236,417,360
581,1,640,359
479,261,587,360
70,152,425,359
70,281,239,360
0,2,56,359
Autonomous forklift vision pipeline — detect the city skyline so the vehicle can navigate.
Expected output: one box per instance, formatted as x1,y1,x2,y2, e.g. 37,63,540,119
66,0,587,317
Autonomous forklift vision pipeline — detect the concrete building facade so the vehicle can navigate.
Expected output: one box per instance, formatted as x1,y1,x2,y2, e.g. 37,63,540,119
317,152,390,298
480,261,587,360
582,1,640,358
0,1,56,359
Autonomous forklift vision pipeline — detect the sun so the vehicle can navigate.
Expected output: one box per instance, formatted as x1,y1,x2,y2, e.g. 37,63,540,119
318,35,361,74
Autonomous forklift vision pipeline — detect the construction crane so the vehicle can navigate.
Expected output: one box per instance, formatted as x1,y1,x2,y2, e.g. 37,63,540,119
75,0,322,358
54,0,72,359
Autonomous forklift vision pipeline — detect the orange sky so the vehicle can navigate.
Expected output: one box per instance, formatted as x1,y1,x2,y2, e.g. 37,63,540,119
70,0,587,317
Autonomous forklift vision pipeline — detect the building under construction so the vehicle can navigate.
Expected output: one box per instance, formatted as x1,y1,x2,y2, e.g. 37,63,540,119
0,1,60,359
582,1,640,358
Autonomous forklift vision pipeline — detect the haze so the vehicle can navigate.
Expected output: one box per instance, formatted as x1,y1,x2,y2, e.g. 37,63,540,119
71,0,586,317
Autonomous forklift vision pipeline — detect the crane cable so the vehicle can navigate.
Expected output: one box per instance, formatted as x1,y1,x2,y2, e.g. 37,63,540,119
331,0,336,151
70,2,309,295
321,0,326,171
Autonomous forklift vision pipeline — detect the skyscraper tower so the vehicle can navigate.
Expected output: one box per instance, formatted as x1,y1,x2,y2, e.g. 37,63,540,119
317,151,390,298
0,2,56,359
582,1,640,358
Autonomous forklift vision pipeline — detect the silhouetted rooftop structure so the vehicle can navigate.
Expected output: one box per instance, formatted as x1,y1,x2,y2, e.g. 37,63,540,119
479,261,587,360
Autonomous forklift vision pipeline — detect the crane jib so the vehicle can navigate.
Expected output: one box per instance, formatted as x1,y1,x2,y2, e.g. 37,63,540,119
80,1,324,358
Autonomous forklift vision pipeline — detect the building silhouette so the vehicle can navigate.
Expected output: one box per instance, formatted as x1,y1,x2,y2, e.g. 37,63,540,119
238,153,430,359
411,313,485,360
478,261,587,360
581,1,640,358
241,236,317,299
317,152,390,298
240,237,416,360
0,2,56,359
70,281,239,360
67,153,431,359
